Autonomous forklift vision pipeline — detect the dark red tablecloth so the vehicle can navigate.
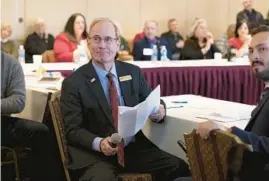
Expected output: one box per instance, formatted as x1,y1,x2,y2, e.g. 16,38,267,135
142,66,264,105
54,65,264,105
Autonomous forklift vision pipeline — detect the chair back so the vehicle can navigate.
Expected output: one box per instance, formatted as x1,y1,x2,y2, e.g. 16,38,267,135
49,91,71,181
42,50,56,63
184,129,253,181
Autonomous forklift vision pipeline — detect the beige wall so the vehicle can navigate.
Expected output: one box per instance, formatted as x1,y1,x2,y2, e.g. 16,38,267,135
1,0,269,40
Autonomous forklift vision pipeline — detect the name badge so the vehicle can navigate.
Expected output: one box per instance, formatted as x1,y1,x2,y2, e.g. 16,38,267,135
143,48,153,56
119,75,132,82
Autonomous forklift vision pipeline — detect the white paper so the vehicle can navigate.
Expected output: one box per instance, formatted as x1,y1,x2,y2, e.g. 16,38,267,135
118,85,160,138
143,48,153,56
162,94,255,123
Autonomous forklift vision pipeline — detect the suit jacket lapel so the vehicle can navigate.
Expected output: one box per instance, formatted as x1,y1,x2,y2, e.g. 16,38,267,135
115,62,136,107
84,62,114,125
246,91,269,130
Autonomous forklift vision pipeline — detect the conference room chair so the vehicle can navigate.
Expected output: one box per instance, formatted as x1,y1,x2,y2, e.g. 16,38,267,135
127,39,134,53
1,146,31,181
183,129,253,181
49,91,152,181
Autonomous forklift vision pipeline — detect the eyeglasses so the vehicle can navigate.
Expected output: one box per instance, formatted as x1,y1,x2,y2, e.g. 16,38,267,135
88,35,118,45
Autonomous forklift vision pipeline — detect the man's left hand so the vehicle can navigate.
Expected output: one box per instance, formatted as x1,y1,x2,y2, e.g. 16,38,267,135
196,120,229,139
149,104,165,123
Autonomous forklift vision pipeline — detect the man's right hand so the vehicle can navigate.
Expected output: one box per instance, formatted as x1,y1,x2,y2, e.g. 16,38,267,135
100,137,118,156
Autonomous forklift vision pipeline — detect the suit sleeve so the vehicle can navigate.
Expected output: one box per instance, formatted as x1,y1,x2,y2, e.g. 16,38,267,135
53,35,74,62
1,59,25,114
137,67,166,122
61,79,99,151
231,126,269,155
258,12,265,25
132,42,142,61
236,12,245,23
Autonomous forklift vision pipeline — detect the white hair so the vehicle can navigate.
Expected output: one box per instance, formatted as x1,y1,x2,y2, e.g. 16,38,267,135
187,18,207,38
89,18,121,39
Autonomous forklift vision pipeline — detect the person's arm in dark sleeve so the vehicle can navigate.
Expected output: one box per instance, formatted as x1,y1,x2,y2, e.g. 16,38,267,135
231,126,269,155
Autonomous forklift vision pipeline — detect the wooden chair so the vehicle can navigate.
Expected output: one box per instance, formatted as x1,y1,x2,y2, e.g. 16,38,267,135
49,91,152,181
127,39,134,54
1,146,30,181
1,146,21,181
117,51,133,61
42,50,56,63
183,129,253,181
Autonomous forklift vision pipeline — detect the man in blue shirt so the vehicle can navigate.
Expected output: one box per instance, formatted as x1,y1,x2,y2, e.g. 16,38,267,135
132,20,172,61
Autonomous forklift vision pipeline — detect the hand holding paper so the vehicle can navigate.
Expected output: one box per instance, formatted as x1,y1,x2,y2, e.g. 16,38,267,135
149,104,165,122
118,85,161,138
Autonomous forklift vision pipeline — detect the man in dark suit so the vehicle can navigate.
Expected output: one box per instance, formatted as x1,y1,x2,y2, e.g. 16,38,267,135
236,0,264,27
161,18,184,60
179,25,269,181
132,20,172,61
60,18,190,181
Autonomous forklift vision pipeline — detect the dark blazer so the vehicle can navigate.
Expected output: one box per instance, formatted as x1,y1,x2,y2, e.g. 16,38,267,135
238,90,269,181
161,31,183,58
132,36,172,61
236,9,265,26
180,37,220,60
60,61,165,169
24,32,54,63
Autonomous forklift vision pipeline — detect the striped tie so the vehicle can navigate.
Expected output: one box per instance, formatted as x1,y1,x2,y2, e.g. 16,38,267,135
107,73,125,167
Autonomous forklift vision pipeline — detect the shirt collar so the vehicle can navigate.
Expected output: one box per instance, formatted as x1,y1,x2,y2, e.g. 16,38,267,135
92,62,117,80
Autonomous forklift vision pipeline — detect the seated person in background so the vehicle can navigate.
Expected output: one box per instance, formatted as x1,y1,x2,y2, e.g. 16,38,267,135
229,20,251,58
215,24,235,58
114,21,130,54
133,20,172,61
180,18,220,60
53,13,88,62
1,51,55,181
133,31,145,43
119,35,130,53
176,25,269,181
24,18,54,63
1,23,18,58
161,18,184,60
236,0,264,26
60,18,190,181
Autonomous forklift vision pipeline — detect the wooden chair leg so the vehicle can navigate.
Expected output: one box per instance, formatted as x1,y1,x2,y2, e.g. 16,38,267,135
11,149,21,181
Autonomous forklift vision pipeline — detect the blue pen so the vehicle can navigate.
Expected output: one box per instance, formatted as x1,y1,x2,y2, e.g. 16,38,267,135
171,101,188,104
167,105,183,109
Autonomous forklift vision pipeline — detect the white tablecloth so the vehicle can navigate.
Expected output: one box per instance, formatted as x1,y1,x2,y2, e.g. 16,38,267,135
12,75,62,122
21,59,250,73
142,95,255,160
